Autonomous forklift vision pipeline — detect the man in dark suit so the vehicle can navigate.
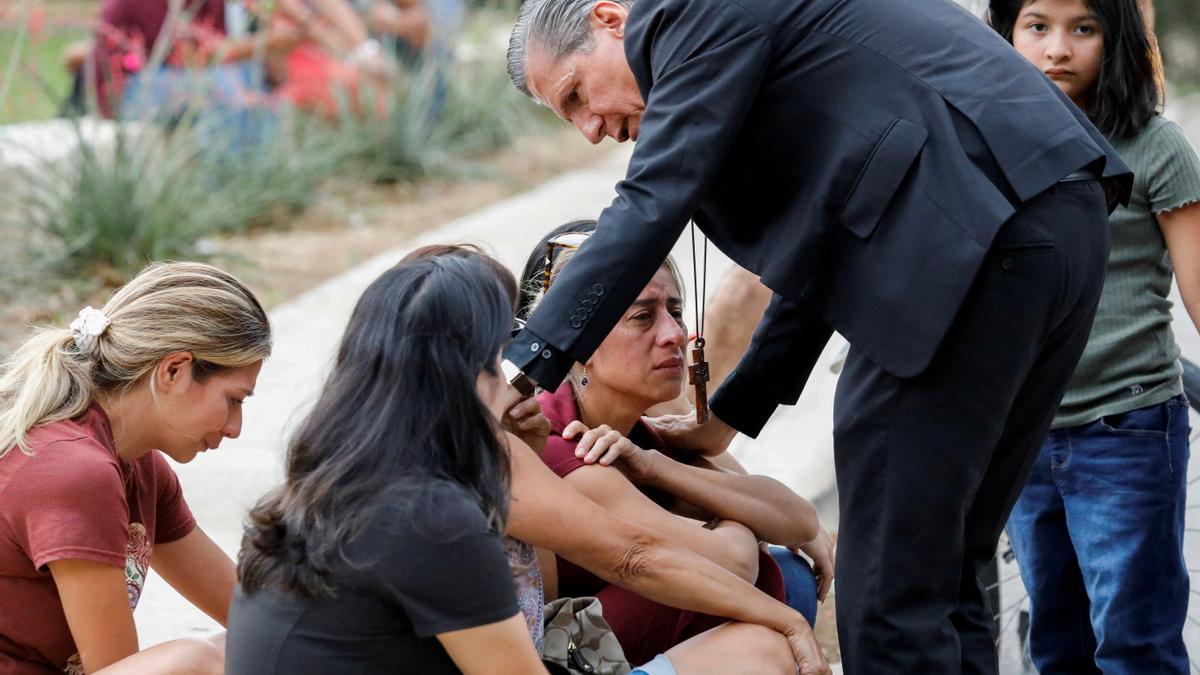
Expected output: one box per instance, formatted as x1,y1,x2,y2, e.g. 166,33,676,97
502,0,1132,671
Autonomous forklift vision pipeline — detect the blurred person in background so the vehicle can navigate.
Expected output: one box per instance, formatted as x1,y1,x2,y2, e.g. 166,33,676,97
76,0,388,127
354,0,463,115
85,0,289,123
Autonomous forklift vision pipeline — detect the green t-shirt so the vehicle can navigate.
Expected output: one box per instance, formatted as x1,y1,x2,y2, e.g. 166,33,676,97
1055,116,1200,428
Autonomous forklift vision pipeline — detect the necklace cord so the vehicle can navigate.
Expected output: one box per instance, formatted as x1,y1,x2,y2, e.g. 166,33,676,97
690,223,701,340
701,233,707,338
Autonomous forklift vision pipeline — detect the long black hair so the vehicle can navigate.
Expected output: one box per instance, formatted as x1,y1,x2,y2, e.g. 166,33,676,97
517,218,598,320
989,0,1163,139
239,254,514,598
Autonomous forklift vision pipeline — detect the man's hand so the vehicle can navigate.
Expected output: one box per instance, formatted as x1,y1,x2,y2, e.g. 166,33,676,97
797,527,836,603
562,421,656,481
502,397,550,455
644,411,738,456
782,617,832,675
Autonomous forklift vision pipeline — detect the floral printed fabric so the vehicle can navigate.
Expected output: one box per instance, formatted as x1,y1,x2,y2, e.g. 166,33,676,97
64,522,153,673
503,537,545,654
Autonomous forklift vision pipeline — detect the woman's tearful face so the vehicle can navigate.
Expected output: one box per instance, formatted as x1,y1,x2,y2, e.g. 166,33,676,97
587,268,688,408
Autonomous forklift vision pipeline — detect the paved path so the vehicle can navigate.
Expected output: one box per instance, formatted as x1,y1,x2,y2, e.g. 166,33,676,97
137,98,1200,674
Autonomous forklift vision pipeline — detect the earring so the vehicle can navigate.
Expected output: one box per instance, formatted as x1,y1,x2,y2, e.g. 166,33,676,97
580,368,589,387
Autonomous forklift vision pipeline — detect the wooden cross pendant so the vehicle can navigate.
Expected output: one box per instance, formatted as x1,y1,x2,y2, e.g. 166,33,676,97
689,337,711,424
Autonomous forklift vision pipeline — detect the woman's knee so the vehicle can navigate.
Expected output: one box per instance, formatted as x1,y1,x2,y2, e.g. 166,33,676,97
94,636,224,675
169,638,224,675
666,622,795,675
731,624,795,674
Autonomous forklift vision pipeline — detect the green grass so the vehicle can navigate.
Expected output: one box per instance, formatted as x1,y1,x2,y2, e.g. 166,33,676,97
0,25,90,125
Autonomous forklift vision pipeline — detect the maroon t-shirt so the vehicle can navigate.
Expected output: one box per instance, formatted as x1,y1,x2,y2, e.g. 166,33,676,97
0,406,196,674
536,384,786,665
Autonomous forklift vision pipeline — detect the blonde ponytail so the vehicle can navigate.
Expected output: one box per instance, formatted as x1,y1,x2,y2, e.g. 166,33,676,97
0,262,271,458
0,330,96,457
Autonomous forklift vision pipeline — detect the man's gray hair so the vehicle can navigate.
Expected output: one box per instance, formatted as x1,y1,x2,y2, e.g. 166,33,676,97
507,0,636,98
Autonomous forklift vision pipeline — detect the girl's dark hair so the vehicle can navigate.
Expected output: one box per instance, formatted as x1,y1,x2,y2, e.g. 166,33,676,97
403,243,520,311
989,0,1163,138
238,254,514,598
517,219,598,320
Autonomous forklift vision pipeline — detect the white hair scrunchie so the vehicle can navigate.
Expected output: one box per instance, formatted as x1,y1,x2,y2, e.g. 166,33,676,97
69,306,110,356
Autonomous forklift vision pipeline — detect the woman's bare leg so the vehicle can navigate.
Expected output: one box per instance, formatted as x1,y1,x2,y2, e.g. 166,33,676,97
661,622,796,675
94,633,225,675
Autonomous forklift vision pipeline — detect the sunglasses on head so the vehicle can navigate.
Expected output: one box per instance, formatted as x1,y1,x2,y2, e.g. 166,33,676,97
542,232,592,294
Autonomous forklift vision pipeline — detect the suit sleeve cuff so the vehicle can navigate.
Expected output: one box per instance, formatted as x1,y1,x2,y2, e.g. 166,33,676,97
503,328,575,391
709,371,778,439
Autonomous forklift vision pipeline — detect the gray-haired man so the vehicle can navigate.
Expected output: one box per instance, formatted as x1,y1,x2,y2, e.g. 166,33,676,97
503,0,1131,671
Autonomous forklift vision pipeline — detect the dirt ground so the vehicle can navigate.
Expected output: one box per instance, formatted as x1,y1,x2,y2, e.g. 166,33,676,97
207,129,608,308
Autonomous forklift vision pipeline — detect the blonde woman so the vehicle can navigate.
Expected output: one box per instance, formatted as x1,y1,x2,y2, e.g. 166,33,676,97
0,262,272,675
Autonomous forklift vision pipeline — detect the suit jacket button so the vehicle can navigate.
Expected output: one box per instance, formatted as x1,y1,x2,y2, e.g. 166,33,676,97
530,342,540,352
1000,257,1014,271
542,349,553,359
570,319,583,329
592,284,604,296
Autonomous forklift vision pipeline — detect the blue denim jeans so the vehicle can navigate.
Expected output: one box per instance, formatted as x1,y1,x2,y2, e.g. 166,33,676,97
122,62,277,155
1006,394,1191,674
629,654,677,675
767,546,819,628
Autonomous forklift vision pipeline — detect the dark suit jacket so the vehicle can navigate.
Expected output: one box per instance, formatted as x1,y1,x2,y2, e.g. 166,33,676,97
507,0,1132,437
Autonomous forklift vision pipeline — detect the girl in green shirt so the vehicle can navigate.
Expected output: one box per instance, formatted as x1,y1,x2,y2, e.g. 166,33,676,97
991,0,1200,671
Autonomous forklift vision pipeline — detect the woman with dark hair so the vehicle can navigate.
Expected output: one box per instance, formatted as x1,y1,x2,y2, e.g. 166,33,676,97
517,219,598,321
228,243,828,673
226,254,547,674
514,224,831,669
989,0,1161,139
990,0,1200,670
410,245,830,675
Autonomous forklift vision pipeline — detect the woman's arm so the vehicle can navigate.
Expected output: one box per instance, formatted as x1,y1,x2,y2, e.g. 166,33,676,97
638,452,819,547
49,560,140,672
216,23,307,63
49,559,228,674
365,0,431,50
437,614,549,675
151,527,237,627
275,0,369,54
504,434,828,672
562,463,760,582
569,421,820,547
1161,202,1200,336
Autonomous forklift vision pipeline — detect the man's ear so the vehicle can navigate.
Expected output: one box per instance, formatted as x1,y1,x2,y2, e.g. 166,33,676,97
154,351,195,393
590,0,628,38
